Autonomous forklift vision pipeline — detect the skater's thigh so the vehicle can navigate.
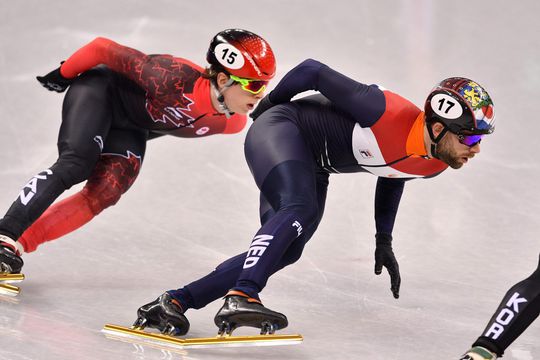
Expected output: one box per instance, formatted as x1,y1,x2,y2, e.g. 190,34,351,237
101,128,148,160
246,107,318,211
245,106,314,188
58,67,116,158
83,128,148,197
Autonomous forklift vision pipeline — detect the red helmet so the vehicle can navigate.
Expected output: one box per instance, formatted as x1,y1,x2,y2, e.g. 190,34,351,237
207,29,276,81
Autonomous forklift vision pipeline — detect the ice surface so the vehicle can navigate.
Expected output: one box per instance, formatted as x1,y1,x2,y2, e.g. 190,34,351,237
1,1,539,359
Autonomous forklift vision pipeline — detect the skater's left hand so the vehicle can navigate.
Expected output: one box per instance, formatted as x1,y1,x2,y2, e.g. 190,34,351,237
374,233,401,299
36,63,73,93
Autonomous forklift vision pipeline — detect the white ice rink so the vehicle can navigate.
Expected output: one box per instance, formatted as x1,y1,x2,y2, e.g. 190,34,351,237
1,1,539,359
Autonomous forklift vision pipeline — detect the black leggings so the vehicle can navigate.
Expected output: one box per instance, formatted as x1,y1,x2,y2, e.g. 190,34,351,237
182,104,329,308
0,67,147,240
474,254,540,356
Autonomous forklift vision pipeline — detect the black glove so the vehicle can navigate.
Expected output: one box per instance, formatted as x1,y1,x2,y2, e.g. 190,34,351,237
36,63,73,93
250,93,276,121
374,233,401,299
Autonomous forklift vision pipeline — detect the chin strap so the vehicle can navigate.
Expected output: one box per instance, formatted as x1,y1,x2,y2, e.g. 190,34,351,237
427,122,449,159
212,79,236,119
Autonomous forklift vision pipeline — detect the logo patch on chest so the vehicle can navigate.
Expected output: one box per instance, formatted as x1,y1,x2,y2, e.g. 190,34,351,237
196,126,210,135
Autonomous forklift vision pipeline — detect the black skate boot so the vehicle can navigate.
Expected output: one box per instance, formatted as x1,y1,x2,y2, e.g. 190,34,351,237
133,292,190,336
214,290,288,336
0,235,24,274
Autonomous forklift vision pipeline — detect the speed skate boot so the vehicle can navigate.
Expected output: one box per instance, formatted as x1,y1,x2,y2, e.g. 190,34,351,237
214,290,288,336
460,346,498,360
0,235,24,274
133,292,190,336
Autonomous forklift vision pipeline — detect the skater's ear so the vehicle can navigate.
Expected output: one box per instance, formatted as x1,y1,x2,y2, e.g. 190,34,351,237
430,122,445,137
216,72,231,89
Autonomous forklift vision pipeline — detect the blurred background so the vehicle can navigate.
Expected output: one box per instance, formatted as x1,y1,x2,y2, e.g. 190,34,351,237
0,1,539,359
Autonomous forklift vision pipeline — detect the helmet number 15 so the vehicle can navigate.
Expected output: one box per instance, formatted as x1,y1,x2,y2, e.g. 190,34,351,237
215,43,245,69
221,48,238,65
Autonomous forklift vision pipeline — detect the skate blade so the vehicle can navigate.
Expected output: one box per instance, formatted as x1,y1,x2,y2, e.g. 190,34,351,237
0,283,20,296
102,324,303,349
0,273,24,284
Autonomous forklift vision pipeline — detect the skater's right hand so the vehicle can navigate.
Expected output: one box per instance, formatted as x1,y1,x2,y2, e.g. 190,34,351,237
374,233,401,299
250,93,276,121
36,63,73,93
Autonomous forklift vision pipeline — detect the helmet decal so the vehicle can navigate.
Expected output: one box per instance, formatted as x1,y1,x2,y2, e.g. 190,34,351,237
461,81,495,131
430,93,464,119
462,81,483,108
214,43,245,70
242,50,263,77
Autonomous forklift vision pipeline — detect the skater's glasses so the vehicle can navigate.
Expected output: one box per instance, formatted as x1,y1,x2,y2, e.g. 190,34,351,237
230,75,268,95
457,133,483,147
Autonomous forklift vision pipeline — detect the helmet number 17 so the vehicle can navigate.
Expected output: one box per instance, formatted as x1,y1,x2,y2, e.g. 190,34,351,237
438,98,455,113
430,93,463,119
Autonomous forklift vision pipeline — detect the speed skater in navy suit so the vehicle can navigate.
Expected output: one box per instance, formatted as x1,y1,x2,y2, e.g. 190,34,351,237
135,59,496,336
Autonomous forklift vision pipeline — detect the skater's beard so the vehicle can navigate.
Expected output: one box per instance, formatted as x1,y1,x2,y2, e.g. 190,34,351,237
435,135,472,169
